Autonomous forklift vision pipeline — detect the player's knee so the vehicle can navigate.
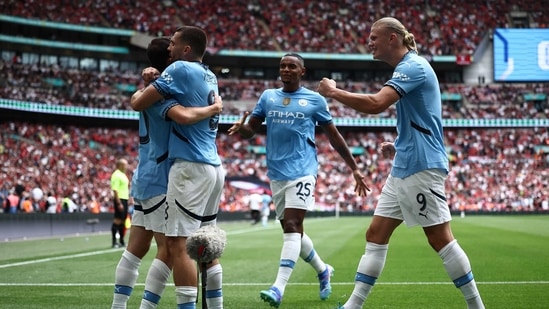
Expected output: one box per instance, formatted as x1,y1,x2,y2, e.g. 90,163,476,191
424,223,454,251
282,219,302,233
166,237,185,255
427,237,454,252
365,226,390,244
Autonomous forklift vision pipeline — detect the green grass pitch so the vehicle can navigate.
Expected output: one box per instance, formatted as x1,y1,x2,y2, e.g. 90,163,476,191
1,215,548,308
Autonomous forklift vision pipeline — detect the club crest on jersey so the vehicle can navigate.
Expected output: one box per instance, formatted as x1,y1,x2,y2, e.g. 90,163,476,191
283,98,291,106
298,99,308,106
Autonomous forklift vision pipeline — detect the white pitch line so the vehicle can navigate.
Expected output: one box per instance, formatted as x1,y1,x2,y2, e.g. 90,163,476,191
0,226,277,269
2,221,547,290
0,248,121,269
0,281,547,287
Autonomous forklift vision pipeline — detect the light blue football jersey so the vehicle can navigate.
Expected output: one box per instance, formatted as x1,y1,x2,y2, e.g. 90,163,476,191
251,86,332,181
385,51,449,178
130,100,171,200
151,60,221,166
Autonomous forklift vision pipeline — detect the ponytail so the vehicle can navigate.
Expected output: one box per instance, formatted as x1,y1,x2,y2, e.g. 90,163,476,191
373,17,418,53
403,31,418,53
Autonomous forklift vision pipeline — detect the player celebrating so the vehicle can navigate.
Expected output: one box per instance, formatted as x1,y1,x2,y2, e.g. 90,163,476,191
228,53,369,308
318,17,485,309
131,26,225,309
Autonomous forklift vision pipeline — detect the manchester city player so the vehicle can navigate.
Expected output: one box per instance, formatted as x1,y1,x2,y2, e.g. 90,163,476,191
228,53,369,308
318,17,485,309
131,26,224,309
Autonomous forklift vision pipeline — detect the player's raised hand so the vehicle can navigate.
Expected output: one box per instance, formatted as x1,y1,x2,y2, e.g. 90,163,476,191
352,169,371,197
141,67,161,85
317,77,337,98
227,111,250,135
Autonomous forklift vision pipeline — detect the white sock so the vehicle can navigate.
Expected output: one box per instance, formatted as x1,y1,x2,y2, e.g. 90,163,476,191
175,286,197,308
438,240,484,309
300,233,326,273
140,259,171,309
205,264,223,309
344,242,388,309
112,250,141,309
272,233,301,295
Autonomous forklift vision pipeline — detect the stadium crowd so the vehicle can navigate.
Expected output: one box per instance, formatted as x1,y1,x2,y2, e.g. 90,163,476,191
1,1,548,217
1,121,547,215
1,0,548,56
1,61,548,120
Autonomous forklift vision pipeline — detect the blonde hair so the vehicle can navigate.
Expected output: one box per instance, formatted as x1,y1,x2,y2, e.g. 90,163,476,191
372,17,418,53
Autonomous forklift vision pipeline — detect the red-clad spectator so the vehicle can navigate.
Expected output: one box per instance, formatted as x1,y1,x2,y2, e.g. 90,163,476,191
2,0,547,55
6,191,20,213
0,122,547,214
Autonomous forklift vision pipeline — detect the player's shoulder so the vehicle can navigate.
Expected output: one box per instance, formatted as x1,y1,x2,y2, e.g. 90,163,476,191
399,52,430,72
161,61,187,80
258,88,279,99
165,60,198,73
264,88,279,95
166,60,183,70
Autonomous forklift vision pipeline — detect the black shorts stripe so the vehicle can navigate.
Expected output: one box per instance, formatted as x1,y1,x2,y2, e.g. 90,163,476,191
430,188,447,202
175,199,217,222
143,196,166,215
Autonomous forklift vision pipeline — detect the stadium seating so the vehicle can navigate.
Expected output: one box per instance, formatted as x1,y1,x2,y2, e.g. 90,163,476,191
1,61,548,119
1,0,547,55
1,1,548,215
1,121,547,214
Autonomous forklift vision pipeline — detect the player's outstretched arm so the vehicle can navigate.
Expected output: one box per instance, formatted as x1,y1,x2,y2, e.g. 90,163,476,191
167,94,223,125
131,85,163,111
227,111,249,135
323,123,370,197
228,111,262,139
317,78,398,114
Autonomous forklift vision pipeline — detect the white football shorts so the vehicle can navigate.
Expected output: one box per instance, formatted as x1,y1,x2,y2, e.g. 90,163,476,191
375,169,452,227
133,194,167,233
271,175,316,220
165,159,225,237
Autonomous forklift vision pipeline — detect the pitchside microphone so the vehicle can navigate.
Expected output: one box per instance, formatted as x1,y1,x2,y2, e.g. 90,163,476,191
186,224,227,309
187,224,227,263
